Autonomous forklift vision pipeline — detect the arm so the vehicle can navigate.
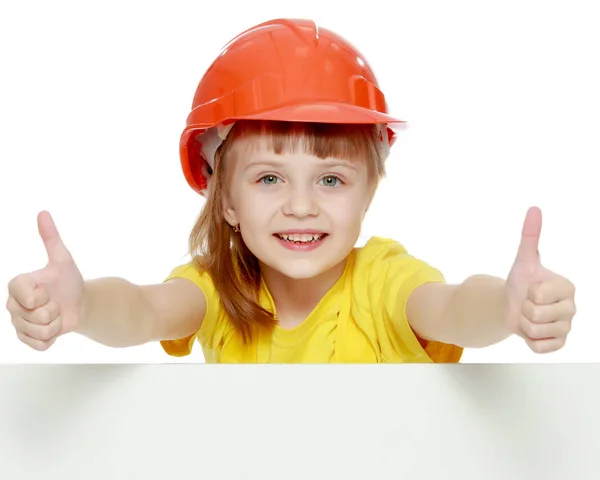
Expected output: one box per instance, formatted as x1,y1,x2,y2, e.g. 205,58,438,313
9,211,207,351
405,207,578,354
406,275,512,348
76,277,206,348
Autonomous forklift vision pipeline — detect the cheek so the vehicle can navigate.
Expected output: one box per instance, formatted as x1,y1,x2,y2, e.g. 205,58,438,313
325,191,369,224
233,189,272,224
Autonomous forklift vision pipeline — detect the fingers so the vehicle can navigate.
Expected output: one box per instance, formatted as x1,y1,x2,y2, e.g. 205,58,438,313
518,303,573,340
524,336,566,355
9,305,61,351
6,276,61,351
37,210,72,264
16,331,57,352
515,206,542,263
7,273,50,310
517,285,576,354
12,314,61,343
528,277,576,305
521,296,576,325
7,295,60,326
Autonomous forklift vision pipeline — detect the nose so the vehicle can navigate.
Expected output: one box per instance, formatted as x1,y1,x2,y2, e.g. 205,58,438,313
282,184,320,218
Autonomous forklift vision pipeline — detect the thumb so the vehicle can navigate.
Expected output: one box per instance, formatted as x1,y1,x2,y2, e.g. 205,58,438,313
515,206,542,263
37,210,73,264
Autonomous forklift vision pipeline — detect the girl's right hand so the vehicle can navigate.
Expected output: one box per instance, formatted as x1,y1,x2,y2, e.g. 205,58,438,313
6,211,84,351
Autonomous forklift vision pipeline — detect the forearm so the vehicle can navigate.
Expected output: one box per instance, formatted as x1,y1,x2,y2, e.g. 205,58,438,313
75,278,155,348
445,274,512,348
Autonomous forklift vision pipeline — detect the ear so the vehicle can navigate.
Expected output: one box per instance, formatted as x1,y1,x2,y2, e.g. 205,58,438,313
221,192,238,227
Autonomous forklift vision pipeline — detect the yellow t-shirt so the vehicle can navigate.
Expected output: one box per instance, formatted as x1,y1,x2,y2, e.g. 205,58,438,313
159,237,463,363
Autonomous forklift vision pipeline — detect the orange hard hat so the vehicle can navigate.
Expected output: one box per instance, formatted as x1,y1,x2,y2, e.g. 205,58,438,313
180,18,406,195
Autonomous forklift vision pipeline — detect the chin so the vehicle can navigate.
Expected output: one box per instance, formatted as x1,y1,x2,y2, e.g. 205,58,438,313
273,259,331,280
260,255,347,281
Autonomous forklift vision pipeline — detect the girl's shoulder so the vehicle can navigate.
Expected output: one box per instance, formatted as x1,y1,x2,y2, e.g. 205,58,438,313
353,236,410,262
352,236,443,281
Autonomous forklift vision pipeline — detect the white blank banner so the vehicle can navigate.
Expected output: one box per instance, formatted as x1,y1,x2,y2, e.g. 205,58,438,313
0,364,598,479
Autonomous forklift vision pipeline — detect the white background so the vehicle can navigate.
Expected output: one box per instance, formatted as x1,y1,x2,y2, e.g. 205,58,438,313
1,1,598,363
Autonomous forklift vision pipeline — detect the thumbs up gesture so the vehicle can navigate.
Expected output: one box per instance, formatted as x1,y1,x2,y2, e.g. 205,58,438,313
6,211,84,351
505,207,576,354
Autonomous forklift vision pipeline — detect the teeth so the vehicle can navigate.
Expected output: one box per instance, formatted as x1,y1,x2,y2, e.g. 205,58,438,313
277,233,324,243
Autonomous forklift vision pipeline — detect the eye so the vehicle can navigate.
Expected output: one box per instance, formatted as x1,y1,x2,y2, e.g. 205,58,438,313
259,175,281,185
319,175,342,187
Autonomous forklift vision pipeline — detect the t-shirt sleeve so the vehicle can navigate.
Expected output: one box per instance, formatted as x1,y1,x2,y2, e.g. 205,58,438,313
159,262,223,357
366,240,463,363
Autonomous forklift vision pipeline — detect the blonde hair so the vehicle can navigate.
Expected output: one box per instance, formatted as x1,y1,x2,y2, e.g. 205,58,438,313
189,120,387,343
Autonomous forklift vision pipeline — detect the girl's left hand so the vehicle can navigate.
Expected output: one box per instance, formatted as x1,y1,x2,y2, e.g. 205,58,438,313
504,207,577,354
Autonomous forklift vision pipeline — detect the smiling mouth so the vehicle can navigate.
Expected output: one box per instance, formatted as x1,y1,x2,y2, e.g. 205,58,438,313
273,233,328,244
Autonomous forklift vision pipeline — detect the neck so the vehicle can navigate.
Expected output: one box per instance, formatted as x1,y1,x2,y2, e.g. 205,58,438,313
260,259,347,324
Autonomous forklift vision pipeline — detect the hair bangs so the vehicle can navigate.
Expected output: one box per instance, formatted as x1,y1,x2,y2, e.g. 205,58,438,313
225,120,384,172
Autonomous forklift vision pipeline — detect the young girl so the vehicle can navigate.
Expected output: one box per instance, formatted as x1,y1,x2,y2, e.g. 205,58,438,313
6,18,577,363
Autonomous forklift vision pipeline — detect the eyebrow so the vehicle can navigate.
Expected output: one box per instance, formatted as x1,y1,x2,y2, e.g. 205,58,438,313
244,159,284,171
244,158,359,172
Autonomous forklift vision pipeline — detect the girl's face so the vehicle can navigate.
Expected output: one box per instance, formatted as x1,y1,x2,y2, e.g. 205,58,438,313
222,138,375,280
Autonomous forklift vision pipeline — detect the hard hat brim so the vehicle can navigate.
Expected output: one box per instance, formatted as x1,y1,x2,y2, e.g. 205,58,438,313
182,101,405,134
